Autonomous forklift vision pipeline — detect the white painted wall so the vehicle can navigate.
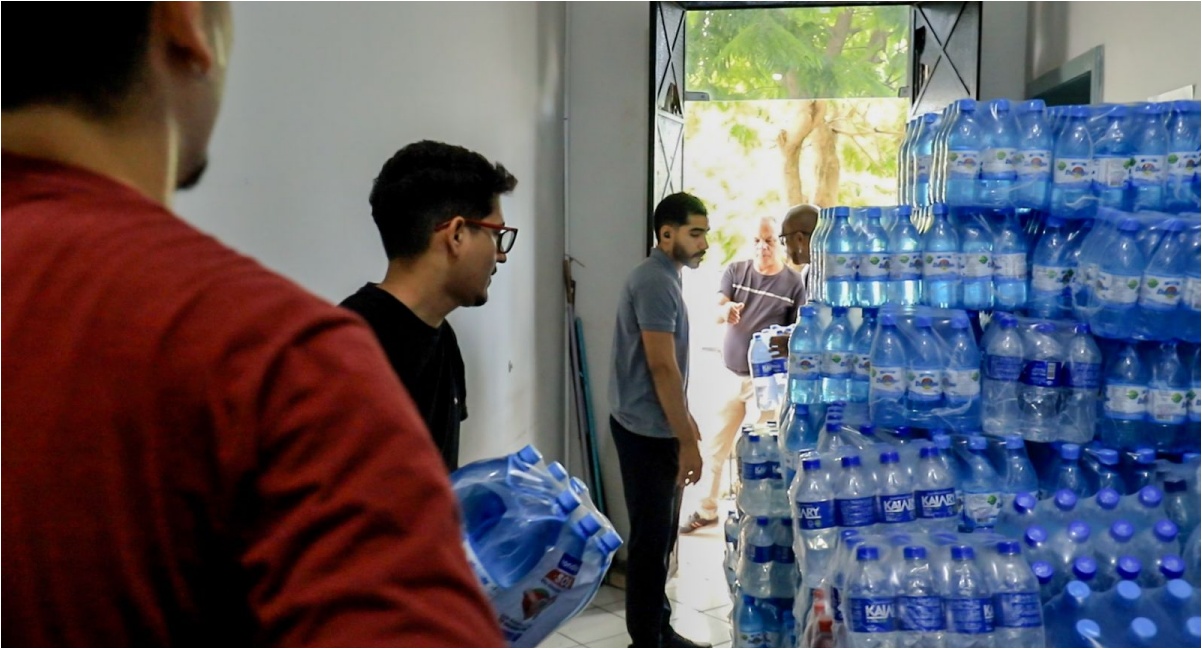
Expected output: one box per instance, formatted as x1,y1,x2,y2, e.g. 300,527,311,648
1028,1,1201,101
175,2,566,466
980,1,1029,101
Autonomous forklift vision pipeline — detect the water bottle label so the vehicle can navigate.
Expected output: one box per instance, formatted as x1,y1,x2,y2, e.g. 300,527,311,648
826,252,859,279
1020,360,1063,388
835,496,876,527
822,352,852,378
1031,264,1072,292
1147,388,1189,424
852,353,872,379
916,487,958,519
832,586,843,622
878,493,917,523
1053,158,1092,186
848,597,896,633
796,499,836,530
750,544,774,564
858,253,890,278
752,360,776,380
948,597,994,634
1067,361,1100,389
898,595,945,632
1168,151,1201,179
947,149,981,176
1095,155,1132,188
963,252,993,278
1130,155,1167,185
768,460,783,481
1183,277,1202,312
1104,384,1148,420
1139,273,1184,309
1017,149,1052,178
1096,271,1140,305
789,352,822,380
774,544,796,564
1190,388,1201,423
907,369,943,402
871,365,906,396
961,492,1001,530
916,154,933,181
993,592,1041,629
737,630,767,648
922,252,961,278
943,368,981,399
981,147,1018,177
993,253,1027,280
743,461,770,481
985,354,1023,381
888,252,923,280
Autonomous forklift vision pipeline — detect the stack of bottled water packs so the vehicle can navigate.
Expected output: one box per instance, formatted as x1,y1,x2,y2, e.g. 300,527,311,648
451,445,621,647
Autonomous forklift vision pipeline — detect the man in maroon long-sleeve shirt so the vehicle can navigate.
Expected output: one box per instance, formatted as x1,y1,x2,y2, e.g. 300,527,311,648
1,4,503,646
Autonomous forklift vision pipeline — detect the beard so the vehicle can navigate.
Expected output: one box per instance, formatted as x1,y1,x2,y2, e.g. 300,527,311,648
176,159,209,191
672,240,704,269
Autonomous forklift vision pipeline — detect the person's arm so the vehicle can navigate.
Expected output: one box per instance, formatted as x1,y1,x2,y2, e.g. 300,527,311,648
641,330,702,485
717,264,744,324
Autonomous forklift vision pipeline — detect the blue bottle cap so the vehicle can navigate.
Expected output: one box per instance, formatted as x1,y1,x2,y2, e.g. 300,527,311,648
914,314,933,328
1107,104,1130,118
834,206,850,217
1019,99,1046,113
1130,618,1158,641
880,450,900,464
1095,488,1121,511
1154,519,1179,542
1189,617,1201,640
903,545,927,560
1167,579,1193,600
600,530,623,551
1076,619,1102,641
1096,449,1119,466
1165,479,1188,493
826,422,842,434
1138,102,1166,114
515,444,543,465
1117,555,1143,581
556,490,582,513
968,435,987,451
888,533,913,547
919,445,939,459
1004,435,1024,450
832,306,848,317
896,204,914,218
855,546,880,562
999,315,1017,329
748,433,761,442
922,113,938,124
1054,489,1078,511
1139,486,1164,508
1072,556,1098,580
862,307,879,319
1118,218,1142,233
801,305,817,318
950,314,969,329
1033,322,1055,334
1116,580,1142,602
866,207,882,219
1073,322,1091,335
793,403,810,416
1111,520,1135,542
1160,555,1186,580
577,513,602,537
879,312,897,327
840,528,862,541
1067,580,1093,600
1031,560,1054,584
743,594,756,606
801,458,822,472
991,98,1011,112
1067,105,1090,118
841,455,862,468
932,202,948,216
859,424,876,437
1014,492,1038,513
894,425,913,438
547,461,569,481
933,433,951,449
756,516,771,526
956,98,976,111
950,544,976,561
996,540,1021,556
1061,443,1082,460
1068,521,1092,543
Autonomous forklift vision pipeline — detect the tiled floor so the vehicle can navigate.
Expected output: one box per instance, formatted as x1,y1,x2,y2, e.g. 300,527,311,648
538,502,734,649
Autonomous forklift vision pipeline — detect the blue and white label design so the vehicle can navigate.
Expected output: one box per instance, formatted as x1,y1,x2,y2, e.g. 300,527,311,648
852,354,872,380
1017,149,1052,179
1031,264,1072,292
1130,155,1167,185
859,253,890,279
916,487,958,520
898,595,945,632
1105,383,1148,420
923,252,961,278
849,597,896,633
907,369,943,402
1183,277,1201,312
1020,360,1063,388
1067,361,1101,389
743,461,770,481
1096,271,1141,305
822,351,853,378
1168,151,1202,179
947,149,981,177
943,368,981,400
1147,388,1189,424
985,354,1023,381
871,365,906,396
752,361,776,380
916,154,933,181
1054,158,1093,186
749,544,773,564
826,252,859,279
889,252,922,280
878,493,917,524
1095,155,1131,188
993,592,1042,629
981,148,1018,177
796,499,836,530
948,597,994,634
790,352,821,380
993,253,1027,280
1139,273,1184,309
963,253,993,279
836,496,876,527
1190,388,1201,423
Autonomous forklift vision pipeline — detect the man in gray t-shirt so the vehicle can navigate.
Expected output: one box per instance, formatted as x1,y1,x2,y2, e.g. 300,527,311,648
681,215,808,533
608,192,711,649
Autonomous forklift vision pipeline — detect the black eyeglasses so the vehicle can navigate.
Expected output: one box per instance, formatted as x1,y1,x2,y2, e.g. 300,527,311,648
778,230,813,246
435,218,519,254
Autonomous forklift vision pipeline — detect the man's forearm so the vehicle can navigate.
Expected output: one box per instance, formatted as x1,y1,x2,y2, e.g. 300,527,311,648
648,364,696,445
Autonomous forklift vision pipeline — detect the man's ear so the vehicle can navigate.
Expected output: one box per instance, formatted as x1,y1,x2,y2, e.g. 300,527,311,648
156,3,218,76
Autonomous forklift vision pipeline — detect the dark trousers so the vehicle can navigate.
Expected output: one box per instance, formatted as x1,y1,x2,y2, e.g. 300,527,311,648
610,416,682,647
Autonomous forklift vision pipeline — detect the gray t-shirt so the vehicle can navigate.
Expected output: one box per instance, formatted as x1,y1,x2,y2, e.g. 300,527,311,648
721,260,809,375
608,249,689,439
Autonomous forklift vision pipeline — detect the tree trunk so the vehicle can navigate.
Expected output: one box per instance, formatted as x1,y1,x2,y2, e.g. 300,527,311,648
777,100,825,206
812,116,841,207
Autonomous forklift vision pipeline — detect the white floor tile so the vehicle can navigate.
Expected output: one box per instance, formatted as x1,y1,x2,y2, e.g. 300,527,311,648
536,632,581,648
599,600,627,618
590,584,626,608
558,608,628,645
585,630,632,647
669,608,732,646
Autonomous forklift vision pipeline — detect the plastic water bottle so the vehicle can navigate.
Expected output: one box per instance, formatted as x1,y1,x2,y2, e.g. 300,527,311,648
960,219,995,310
1164,478,1200,539
821,307,854,403
944,545,994,647
845,545,897,648
749,333,779,412
1165,100,1202,212
931,102,959,205
850,308,878,404
876,449,916,530
826,206,859,308
896,545,945,647
1039,488,1081,530
997,492,1039,539
1052,443,1089,497
1087,448,1124,494
1134,520,1180,583
944,99,984,208
1051,105,1096,219
1120,486,1167,528
983,314,1023,435
943,313,981,430
1130,103,1170,211
922,203,962,308
1000,436,1038,499
1102,342,1150,450
1018,322,1065,437
770,517,797,597
792,457,838,577
1095,520,1137,585
735,593,769,648
977,99,1019,208
961,436,1003,532
857,208,890,308
1044,580,1093,634
1125,448,1158,494
789,305,823,405
990,540,1045,647
1028,216,1072,318
1064,323,1102,443
1146,340,1189,450
899,118,918,203
835,455,877,531
905,315,945,416
739,434,773,516
1137,220,1187,340
1015,99,1054,211
914,114,941,207
870,312,908,428
887,206,923,305
1092,218,1146,340
740,517,775,598
1093,105,1135,210
781,404,813,485
913,445,958,534
1050,521,1095,578
992,209,1029,310
1181,229,1202,346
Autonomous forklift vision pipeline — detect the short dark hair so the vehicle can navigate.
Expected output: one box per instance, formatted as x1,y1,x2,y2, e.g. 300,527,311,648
2,4,155,117
653,192,707,240
369,141,518,260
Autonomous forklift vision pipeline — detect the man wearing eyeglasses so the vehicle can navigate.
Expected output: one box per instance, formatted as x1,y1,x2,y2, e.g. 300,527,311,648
341,140,518,472
779,203,819,275
680,214,808,534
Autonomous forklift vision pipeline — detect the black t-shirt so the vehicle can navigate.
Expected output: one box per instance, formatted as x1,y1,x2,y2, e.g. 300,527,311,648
340,283,467,471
